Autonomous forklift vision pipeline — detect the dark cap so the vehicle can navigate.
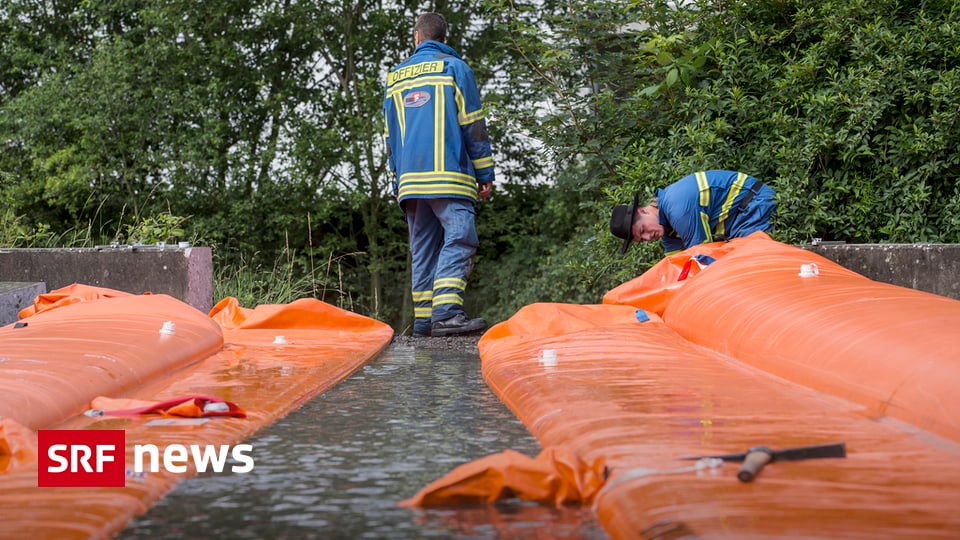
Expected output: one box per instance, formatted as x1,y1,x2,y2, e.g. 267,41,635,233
609,192,640,254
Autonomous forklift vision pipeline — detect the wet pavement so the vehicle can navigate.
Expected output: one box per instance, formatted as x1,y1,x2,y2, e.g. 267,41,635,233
117,338,609,539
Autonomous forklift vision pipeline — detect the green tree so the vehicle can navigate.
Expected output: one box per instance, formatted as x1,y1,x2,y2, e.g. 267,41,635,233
5,0,958,329
487,0,960,287
0,0,546,329
612,0,960,249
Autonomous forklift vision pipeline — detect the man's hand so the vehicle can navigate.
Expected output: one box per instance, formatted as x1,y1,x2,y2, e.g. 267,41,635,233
478,182,493,201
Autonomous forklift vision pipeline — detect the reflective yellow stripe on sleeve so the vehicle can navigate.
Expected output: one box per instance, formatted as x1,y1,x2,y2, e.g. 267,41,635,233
696,171,710,207
472,156,494,169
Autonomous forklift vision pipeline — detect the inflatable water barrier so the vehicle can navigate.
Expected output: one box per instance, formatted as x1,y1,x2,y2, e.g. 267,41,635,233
0,286,393,540
471,233,960,539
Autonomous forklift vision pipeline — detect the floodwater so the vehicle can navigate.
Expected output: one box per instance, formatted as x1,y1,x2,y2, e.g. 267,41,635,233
118,340,609,540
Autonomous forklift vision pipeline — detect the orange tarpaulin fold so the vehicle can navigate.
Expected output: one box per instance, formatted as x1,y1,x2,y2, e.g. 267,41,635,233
89,395,247,418
400,447,607,508
209,296,387,332
17,283,137,319
602,232,757,315
0,418,37,473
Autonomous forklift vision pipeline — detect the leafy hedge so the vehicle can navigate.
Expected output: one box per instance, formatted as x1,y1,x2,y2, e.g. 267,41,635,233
611,0,960,248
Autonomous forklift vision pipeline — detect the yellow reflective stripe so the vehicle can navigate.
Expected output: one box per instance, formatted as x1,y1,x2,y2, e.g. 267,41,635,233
449,84,485,125
401,171,477,183
433,293,464,306
696,171,709,207
716,172,748,238
461,112,483,126
472,156,493,169
454,86,466,123
388,76,454,94
392,93,405,142
397,172,480,199
461,109,484,125
664,249,683,256
434,277,467,290
412,290,433,302
399,184,478,199
435,84,444,171
700,211,713,243
414,306,432,317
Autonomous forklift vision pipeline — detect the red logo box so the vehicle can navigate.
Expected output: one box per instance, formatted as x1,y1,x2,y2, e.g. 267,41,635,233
38,430,125,487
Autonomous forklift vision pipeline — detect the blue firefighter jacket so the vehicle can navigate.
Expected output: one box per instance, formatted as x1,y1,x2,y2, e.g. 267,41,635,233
658,170,777,255
383,41,495,204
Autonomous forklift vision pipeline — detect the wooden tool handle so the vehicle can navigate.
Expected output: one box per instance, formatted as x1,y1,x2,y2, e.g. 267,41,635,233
738,448,773,482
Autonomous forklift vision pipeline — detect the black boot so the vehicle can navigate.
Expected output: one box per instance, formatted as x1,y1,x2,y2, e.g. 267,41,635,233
431,313,487,337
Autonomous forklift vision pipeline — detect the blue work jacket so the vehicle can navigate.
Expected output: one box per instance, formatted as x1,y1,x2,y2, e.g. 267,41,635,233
383,41,495,204
658,170,776,254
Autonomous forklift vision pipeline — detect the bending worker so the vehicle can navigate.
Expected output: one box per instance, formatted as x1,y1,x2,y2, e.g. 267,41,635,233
383,12,494,337
610,170,777,255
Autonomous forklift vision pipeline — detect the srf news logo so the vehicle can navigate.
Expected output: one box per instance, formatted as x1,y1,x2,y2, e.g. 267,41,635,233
38,430,254,487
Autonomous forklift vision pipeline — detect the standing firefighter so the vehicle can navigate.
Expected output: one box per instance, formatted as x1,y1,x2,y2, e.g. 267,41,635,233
383,12,495,337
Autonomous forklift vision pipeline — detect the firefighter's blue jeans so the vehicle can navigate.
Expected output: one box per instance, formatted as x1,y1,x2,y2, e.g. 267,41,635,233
729,184,778,239
404,198,478,335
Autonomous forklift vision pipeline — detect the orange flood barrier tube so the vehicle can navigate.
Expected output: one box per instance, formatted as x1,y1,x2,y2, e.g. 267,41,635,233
0,286,393,540
607,232,960,445
479,234,960,539
1,292,223,431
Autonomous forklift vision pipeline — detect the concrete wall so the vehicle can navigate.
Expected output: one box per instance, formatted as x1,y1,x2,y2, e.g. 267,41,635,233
1,242,957,327
0,281,46,326
0,246,213,319
803,243,960,300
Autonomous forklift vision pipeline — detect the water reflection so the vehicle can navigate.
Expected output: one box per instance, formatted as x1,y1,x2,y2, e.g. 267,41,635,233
118,342,608,540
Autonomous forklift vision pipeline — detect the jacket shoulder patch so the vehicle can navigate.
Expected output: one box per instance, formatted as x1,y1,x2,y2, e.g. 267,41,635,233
404,91,431,108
